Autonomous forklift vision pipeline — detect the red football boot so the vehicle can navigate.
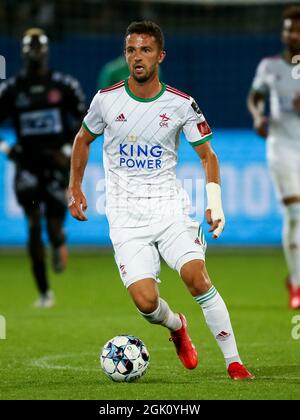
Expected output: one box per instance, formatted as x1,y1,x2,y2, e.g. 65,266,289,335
286,275,300,309
169,313,198,369
227,362,255,380
289,286,300,309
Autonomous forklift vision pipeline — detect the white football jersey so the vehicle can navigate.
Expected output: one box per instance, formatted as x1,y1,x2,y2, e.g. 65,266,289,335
251,55,300,156
83,79,212,227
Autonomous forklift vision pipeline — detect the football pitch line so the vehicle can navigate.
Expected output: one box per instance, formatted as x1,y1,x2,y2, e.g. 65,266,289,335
28,352,300,382
29,348,171,373
30,353,100,372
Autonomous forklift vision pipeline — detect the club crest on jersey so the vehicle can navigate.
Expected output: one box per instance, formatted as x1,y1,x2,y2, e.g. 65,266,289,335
47,89,62,104
159,113,170,127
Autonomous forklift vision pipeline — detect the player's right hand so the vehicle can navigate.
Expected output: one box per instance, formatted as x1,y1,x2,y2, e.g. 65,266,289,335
67,187,88,221
0,141,23,161
254,115,268,139
206,208,225,239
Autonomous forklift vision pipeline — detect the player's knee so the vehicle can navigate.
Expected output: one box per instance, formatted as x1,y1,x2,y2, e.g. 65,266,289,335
128,279,159,314
180,259,211,296
136,296,159,314
130,290,159,314
48,231,65,248
47,221,65,247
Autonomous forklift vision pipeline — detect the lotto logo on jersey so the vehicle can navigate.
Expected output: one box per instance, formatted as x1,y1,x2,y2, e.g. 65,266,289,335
119,143,163,169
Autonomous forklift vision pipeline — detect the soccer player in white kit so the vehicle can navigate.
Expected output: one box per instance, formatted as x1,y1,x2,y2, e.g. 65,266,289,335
69,21,253,379
248,7,300,309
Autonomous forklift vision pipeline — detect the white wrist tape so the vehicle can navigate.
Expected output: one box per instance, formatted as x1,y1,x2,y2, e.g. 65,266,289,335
0,141,11,155
206,182,225,238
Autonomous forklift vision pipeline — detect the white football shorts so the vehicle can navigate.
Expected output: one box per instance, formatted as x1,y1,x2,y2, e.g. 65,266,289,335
109,216,207,288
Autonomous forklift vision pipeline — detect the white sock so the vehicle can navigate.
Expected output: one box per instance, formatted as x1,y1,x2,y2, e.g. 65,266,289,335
138,298,182,332
195,286,241,368
283,203,300,287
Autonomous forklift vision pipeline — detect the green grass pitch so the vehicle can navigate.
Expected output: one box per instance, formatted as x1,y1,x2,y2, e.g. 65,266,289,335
0,249,300,400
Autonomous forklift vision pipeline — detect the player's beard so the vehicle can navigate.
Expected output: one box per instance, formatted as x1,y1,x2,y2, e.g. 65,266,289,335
131,64,157,84
288,43,300,56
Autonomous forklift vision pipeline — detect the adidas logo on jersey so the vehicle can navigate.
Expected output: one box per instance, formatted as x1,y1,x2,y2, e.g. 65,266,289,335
115,113,127,122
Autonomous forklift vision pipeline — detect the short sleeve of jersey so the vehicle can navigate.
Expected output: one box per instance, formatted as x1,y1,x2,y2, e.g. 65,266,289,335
251,58,270,96
183,97,213,147
82,93,106,137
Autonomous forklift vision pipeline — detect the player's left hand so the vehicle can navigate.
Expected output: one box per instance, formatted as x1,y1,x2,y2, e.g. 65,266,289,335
67,187,88,221
206,208,225,239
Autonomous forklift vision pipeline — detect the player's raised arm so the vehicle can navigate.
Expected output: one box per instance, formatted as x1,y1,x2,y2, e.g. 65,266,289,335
193,141,225,239
68,125,96,221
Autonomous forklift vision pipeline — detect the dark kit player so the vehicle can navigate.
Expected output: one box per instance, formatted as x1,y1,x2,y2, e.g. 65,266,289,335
0,28,85,307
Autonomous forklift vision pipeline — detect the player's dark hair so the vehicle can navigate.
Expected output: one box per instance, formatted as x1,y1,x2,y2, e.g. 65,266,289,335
283,7,300,21
125,21,165,50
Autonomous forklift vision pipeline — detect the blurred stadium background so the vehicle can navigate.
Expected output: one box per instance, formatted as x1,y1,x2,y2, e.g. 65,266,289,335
2,0,300,401
0,0,291,247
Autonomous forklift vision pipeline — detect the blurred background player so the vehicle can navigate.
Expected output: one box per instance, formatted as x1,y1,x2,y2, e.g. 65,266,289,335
0,28,85,307
248,7,300,309
97,55,130,89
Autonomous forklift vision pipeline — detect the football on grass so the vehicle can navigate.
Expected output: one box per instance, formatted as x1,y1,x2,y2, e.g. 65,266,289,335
100,335,150,382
